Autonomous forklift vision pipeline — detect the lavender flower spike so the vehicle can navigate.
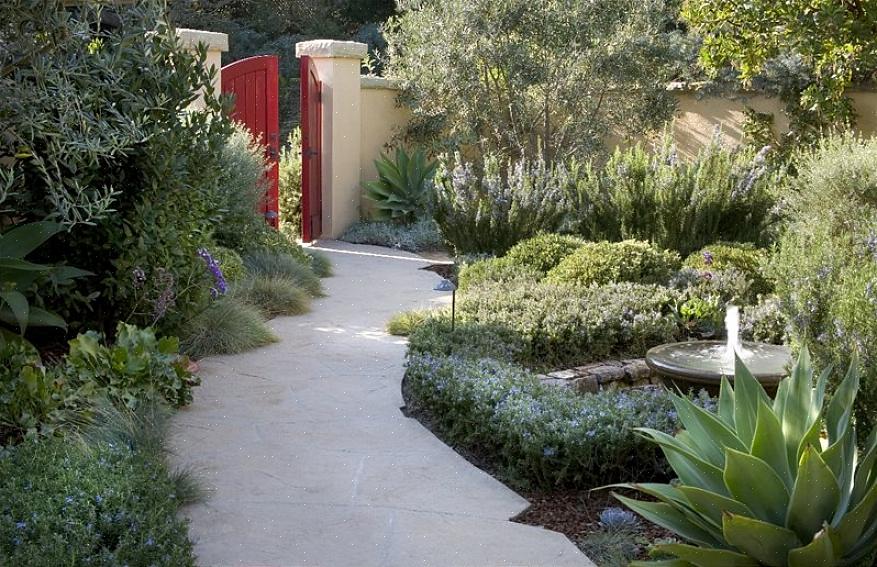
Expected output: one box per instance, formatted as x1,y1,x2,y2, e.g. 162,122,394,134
197,248,228,298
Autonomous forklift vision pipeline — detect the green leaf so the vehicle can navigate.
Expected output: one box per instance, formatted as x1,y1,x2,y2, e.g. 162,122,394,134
836,478,877,551
670,392,746,467
787,446,840,542
630,561,695,567
851,427,877,506
50,265,93,284
825,360,859,445
0,221,62,258
722,513,802,567
787,524,840,567
717,375,735,428
652,543,759,567
750,399,793,489
678,486,754,528
733,354,771,447
782,348,816,471
821,426,857,518
724,448,790,526
23,306,66,329
614,494,722,547
0,290,29,333
637,428,728,495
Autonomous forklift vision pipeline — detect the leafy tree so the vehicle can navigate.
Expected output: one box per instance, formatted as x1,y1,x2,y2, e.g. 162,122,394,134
683,0,877,136
383,0,680,161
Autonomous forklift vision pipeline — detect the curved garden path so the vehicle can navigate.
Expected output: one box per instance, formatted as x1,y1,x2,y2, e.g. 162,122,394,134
171,241,591,567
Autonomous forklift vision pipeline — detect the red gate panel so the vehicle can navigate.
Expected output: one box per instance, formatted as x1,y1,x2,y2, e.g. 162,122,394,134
221,55,280,228
300,55,322,242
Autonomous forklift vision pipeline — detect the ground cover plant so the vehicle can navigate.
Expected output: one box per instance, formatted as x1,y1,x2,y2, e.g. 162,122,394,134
0,404,198,566
340,219,445,252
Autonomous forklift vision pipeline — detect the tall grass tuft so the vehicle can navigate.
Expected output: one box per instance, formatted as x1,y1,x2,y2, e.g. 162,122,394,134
180,295,277,359
243,249,323,297
238,275,311,317
306,249,333,278
386,308,443,336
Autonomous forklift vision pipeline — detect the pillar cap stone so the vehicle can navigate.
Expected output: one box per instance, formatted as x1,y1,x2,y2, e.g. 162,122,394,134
296,40,367,59
177,28,228,52
360,75,401,90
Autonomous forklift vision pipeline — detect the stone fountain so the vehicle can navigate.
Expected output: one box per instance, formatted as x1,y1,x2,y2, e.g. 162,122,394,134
645,305,792,395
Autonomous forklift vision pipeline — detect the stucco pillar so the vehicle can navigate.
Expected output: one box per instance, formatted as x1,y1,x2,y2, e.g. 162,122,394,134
295,40,367,239
177,28,229,110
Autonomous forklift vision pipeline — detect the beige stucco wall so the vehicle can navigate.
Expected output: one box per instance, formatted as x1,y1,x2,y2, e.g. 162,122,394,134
670,88,877,158
360,77,412,219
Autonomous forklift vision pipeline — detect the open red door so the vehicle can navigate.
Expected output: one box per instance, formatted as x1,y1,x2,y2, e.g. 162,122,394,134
221,55,280,228
300,55,322,242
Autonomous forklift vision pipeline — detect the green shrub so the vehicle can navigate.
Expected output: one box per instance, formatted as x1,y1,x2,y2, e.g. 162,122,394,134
503,233,587,274
433,154,570,255
0,342,85,443
242,249,323,297
457,257,542,291
545,240,681,288
212,246,246,282
684,242,772,296
257,228,314,267
617,351,877,566
458,281,681,369
568,139,782,256
773,134,877,434
63,323,198,410
180,295,277,359
364,148,437,223
0,411,196,565
237,276,311,317
340,219,445,252
2,1,235,336
405,354,678,488
212,126,270,253
407,318,527,362
306,250,333,278
278,128,302,238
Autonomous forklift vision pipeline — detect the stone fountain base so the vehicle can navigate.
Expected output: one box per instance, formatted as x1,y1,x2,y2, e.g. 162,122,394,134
536,359,661,394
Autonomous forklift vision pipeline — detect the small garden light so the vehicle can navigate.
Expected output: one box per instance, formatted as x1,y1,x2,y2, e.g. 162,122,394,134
433,278,457,331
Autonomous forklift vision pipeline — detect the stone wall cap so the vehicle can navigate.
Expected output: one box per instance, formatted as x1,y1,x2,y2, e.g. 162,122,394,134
296,40,367,59
361,75,401,90
177,28,228,52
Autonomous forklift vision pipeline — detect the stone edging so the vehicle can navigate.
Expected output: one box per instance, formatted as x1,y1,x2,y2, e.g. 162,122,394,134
537,359,659,394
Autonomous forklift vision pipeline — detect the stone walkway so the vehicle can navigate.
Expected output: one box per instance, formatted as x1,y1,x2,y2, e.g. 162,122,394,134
171,241,591,567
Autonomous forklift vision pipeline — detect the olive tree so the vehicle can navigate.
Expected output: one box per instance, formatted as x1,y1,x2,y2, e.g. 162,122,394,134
383,0,679,161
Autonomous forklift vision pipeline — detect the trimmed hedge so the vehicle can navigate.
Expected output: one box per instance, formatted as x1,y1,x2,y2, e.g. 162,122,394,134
545,240,680,288
457,281,681,369
405,354,677,488
503,233,586,274
457,257,542,291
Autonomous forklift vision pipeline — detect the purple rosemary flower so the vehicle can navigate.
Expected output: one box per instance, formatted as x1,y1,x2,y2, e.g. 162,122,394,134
702,251,714,266
197,248,228,298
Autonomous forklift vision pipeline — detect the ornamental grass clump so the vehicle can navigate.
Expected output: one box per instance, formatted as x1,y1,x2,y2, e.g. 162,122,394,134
237,276,311,318
614,350,877,566
242,249,323,297
179,295,277,359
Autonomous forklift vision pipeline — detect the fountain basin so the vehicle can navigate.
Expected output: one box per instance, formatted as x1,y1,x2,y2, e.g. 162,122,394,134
645,341,792,395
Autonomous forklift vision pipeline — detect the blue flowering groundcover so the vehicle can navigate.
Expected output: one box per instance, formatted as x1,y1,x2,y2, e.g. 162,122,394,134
0,438,195,565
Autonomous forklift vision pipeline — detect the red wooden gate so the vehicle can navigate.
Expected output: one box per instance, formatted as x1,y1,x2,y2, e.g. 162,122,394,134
300,55,322,242
221,55,280,228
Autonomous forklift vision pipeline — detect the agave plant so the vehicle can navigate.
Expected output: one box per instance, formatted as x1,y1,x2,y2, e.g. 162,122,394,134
614,349,877,566
364,147,437,223
0,221,90,344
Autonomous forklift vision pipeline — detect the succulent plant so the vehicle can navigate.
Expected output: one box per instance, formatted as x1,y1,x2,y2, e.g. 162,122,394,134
364,148,437,223
599,507,641,531
614,348,877,566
